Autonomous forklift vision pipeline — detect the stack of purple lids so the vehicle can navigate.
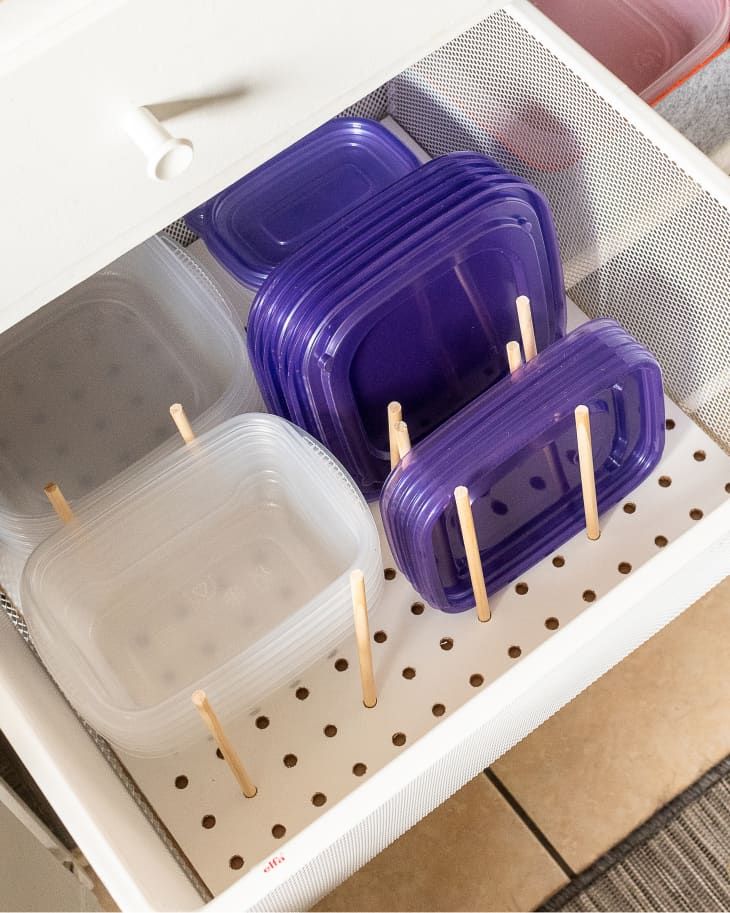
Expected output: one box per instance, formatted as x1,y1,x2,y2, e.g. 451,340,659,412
247,151,567,498
380,319,666,612
186,118,421,290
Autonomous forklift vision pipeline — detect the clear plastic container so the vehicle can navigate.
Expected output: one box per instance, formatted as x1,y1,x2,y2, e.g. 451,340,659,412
0,235,262,557
19,414,383,756
531,0,730,101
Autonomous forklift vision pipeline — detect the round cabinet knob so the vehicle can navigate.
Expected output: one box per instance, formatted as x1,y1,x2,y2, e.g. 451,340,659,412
124,106,193,181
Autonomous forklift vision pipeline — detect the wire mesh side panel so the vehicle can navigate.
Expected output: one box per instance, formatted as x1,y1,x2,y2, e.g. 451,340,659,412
387,9,730,451
164,218,198,248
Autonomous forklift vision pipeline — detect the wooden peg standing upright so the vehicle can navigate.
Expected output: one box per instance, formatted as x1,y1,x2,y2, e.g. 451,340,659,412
350,570,377,708
396,420,411,460
387,402,403,470
516,295,537,363
169,403,196,445
574,405,600,541
44,482,74,524
454,486,491,622
506,340,523,375
192,690,257,797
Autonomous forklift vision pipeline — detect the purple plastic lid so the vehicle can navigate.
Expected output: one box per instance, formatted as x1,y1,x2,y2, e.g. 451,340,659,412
380,319,666,612
185,118,420,289
248,155,566,497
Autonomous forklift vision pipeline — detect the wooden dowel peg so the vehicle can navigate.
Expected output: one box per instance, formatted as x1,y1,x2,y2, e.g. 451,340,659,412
350,570,377,708
170,403,196,445
516,295,537,363
387,401,402,470
44,482,74,524
396,420,411,460
506,340,523,374
191,691,257,797
574,405,600,541
454,486,491,623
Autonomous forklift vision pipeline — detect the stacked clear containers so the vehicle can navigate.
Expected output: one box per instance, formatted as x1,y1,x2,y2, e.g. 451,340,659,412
0,235,262,557
20,415,383,756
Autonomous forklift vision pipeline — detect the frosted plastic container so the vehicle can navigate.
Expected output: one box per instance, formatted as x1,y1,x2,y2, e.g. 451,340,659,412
0,235,262,557
531,0,730,101
19,415,383,756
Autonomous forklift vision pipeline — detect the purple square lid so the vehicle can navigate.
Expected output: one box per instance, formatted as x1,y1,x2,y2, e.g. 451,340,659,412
185,118,420,290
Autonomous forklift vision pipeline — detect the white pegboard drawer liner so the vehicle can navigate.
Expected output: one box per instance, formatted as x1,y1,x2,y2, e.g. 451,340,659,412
237,513,730,912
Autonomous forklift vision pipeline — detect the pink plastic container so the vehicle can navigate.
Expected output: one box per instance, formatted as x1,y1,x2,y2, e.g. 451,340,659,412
532,0,730,101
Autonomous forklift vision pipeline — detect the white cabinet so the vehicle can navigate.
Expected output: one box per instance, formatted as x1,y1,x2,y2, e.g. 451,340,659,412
0,0,497,334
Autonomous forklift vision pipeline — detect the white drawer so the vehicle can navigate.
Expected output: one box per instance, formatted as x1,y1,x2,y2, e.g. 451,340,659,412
1,2,729,911
0,0,497,335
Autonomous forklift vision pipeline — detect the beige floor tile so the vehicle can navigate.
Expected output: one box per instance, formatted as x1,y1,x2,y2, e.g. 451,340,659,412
492,576,730,874
313,774,568,912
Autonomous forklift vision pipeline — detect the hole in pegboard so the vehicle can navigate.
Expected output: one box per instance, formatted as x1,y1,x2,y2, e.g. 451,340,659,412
440,637,454,651
665,418,675,430
431,703,446,717
582,589,596,602
201,815,216,830
255,716,269,730
552,555,565,567
283,754,298,768
295,687,309,701
411,601,425,615
373,630,387,644
623,502,636,514
693,450,706,462
658,475,672,488
469,673,484,687
272,824,286,839
384,567,396,581
618,561,632,575
311,792,327,807
392,732,406,747
324,724,338,738
334,658,348,671
229,855,244,871
402,666,416,679
352,762,367,777
174,775,188,789
508,645,522,659
655,535,669,547
725,482,730,494
515,582,529,595
545,617,560,630
690,508,703,520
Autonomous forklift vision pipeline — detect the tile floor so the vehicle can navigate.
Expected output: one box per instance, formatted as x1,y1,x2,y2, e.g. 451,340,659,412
313,576,730,912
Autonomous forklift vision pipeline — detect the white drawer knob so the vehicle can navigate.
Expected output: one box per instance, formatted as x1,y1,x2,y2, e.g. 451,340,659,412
124,106,193,181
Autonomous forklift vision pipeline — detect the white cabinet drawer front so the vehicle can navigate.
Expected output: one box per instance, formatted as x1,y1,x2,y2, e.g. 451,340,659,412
0,0,494,335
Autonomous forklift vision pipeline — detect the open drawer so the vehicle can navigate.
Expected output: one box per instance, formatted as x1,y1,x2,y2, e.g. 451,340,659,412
1,2,729,910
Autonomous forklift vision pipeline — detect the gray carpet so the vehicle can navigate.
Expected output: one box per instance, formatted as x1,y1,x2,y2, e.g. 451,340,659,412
542,756,730,912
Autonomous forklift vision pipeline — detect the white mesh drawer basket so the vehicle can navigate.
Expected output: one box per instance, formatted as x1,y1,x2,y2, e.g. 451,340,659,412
1,2,729,910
